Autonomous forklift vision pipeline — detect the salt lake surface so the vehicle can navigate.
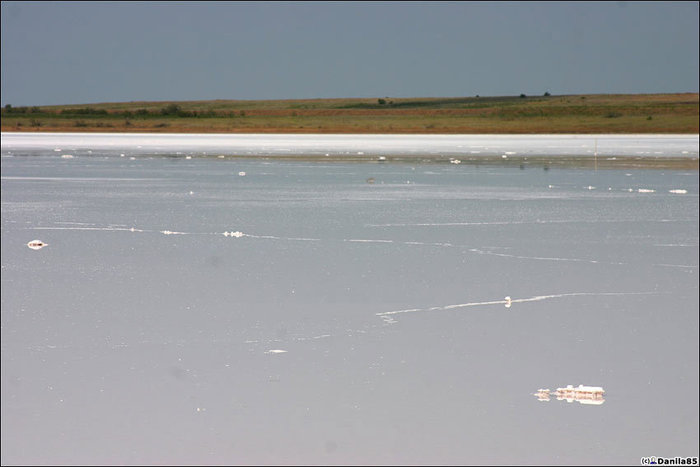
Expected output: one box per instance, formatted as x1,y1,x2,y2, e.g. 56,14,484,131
1,138,698,465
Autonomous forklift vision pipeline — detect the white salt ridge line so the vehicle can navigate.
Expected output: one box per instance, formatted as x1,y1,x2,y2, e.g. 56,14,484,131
377,291,661,317
469,247,624,265
294,334,332,342
654,263,698,269
654,243,697,247
347,239,394,243
32,226,147,232
366,218,696,227
244,234,321,241
669,189,688,194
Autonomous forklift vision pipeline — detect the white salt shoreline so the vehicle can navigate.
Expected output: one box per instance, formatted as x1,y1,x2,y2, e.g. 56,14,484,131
2,132,698,158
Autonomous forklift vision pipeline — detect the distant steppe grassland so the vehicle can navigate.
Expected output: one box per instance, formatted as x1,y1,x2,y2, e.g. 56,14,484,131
1,93,698,134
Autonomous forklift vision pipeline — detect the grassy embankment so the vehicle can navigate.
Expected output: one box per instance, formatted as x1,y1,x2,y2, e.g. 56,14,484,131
1,93,698,134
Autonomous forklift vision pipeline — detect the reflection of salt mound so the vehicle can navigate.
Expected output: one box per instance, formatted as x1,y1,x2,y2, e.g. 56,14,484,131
223,231,244,238
534,384,605,405
27,239,48,250
504,296,512,308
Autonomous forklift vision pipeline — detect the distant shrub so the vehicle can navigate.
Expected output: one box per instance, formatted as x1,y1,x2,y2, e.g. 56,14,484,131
605,112,622,118
160,104,181,116
519,94,527,98
543,91,551,97
647,115,653,120
30,118,42,127
377,98,386,105
74,120,88,127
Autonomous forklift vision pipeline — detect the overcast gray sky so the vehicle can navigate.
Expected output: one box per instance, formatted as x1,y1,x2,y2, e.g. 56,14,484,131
1,1,698,106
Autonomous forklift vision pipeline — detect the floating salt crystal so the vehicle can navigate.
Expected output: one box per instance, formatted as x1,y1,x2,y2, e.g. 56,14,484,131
223,231,244,238
238,171,246,176
27,239,48,250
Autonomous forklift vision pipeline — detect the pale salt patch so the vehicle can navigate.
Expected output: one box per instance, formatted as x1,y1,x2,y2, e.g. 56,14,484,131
238,171,246,176
669,189,687,194
502,155,508,159
218,155,225,159
54,148,61,152
223,231,244,238
638,188,655,193
185,155,192,160
265,349,288,354
61,154,74,159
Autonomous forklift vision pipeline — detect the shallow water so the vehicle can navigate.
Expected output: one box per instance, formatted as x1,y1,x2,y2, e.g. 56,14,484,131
1,151,698,465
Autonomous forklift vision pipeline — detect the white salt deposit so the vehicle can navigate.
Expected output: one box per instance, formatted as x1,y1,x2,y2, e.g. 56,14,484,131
27,239,48,250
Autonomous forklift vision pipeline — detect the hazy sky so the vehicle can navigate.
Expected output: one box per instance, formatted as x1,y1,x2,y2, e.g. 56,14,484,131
1,1,698,106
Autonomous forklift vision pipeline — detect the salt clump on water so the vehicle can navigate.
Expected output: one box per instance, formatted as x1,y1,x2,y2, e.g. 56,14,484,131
27,240,48,250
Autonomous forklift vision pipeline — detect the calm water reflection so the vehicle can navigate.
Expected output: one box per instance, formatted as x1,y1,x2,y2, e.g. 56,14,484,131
1,154,698,465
